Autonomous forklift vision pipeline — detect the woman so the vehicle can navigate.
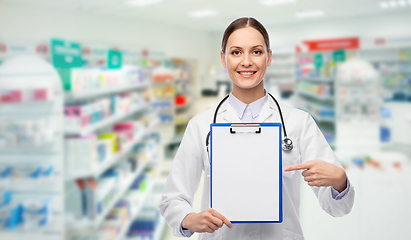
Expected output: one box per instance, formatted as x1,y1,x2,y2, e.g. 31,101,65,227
159,17,355,240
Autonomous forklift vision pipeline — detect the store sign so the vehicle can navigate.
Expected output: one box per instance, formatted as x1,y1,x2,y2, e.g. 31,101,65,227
51,38,83,68
333,50,346,63
107,50,122,69
303,37,359,52
314,54,323,68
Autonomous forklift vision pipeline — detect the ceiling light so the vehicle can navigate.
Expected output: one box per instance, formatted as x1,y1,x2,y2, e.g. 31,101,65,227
188,9,218,18
260,0,296,6
126,0,162,7
389,0,397,7
295,10,324,18
380,1,388,8
398,0,406,6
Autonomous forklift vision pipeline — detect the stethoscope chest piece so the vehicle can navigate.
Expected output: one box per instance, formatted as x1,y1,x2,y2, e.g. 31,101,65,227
282,137,293,151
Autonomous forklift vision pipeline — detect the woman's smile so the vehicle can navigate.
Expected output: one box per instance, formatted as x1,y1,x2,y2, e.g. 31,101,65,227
237,70,257,78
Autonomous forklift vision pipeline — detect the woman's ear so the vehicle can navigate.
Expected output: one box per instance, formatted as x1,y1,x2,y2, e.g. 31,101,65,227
267,49,272,67
220,51,227,68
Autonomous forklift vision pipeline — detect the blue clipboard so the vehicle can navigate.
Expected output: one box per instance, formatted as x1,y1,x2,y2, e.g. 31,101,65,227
210,123,283,223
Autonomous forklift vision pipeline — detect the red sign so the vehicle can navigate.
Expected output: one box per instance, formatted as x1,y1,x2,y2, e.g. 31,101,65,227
36,44,48,54
82,47,91,55
303,37,359,52
0,43,6,53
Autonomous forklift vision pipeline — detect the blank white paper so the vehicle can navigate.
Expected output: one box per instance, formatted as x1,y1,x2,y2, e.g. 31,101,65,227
211,124,281,222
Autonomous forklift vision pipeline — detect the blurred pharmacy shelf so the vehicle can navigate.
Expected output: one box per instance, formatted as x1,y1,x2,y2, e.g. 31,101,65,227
64,103,150,136
126,214,166,240
152,216,166,240
298,101,335,121
65,118,159,180
297,77,334,83
265,51,295,99
116,181,156,240
64,82,150,103
296,90,334,101
67,153,155,230
0,56,65,240
359,47,411,102
294,51,341,149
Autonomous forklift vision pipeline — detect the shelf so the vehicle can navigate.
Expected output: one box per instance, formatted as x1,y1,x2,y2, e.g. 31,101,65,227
67,158,153,230
92,160,151,229
311,113,335,123
367,58,399,63
168,133,184,144
126,216,166,240
64,82,150,103
297,90,334,101
66,145,160,231
64,103,150,136
174,78,190,82
153,216,167,240
266,71,294,76
65,119,160,180
299,102,335,123
296,77,334,83
0,231,63,240
116,181,156,240
271,61,295,66
65,131,146,180
175,104,190,110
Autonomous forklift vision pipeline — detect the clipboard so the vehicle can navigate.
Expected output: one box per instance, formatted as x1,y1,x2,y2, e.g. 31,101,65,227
210,123,283,223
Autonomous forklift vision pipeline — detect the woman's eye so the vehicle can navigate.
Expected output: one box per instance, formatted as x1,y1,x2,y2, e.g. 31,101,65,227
253,50,262,55
231,50,241,56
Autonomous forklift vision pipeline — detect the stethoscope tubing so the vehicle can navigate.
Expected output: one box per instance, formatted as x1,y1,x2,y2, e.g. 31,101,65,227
206,92,293,160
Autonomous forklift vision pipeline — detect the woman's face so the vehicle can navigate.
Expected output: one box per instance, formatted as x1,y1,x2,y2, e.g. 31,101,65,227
221,26,272,90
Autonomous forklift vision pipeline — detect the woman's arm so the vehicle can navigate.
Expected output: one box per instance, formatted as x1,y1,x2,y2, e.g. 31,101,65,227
286,113,355,217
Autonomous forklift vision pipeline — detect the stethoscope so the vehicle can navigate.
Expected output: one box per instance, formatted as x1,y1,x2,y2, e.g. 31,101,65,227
205,92,293,161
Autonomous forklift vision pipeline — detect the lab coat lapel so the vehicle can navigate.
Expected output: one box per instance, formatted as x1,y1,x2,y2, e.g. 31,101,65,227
222,102,242,123
257,100,273,123
257,98,283,123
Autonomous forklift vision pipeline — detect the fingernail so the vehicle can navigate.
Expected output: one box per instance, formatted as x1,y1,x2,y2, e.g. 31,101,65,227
284,167,288,171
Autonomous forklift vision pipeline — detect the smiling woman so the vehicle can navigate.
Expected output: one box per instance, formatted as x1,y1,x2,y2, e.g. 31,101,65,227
158,17,355,240
220,18,272,104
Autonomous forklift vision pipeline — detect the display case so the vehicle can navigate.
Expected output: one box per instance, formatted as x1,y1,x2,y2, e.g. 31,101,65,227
0,55,65,240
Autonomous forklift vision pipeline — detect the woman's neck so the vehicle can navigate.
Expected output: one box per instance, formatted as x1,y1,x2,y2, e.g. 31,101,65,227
231,81,265,104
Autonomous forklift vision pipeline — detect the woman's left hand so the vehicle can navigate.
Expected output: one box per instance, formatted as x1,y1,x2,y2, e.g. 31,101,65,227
284,160,347,192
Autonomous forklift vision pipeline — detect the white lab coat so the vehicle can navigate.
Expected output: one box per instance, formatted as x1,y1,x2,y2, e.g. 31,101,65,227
158,97,355,240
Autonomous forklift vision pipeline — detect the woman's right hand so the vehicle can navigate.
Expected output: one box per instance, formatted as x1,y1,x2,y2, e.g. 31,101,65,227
181,208,232,233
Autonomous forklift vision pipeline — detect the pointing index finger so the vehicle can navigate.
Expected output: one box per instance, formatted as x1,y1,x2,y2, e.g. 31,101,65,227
211,209,232,228
284,162,311,172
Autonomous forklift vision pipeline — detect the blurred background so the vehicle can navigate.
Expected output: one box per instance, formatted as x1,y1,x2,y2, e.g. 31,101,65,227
0,0,410,239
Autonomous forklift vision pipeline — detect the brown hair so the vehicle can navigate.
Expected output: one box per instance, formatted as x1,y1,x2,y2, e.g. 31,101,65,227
221,17,270,54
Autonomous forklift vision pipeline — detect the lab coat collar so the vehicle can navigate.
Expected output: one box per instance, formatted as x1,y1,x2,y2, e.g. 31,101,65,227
257,95,281,123
222,102,242,123
217,94,282,123
215,99,242,123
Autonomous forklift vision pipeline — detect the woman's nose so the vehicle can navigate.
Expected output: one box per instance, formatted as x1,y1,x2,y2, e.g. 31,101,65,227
241,54,253,67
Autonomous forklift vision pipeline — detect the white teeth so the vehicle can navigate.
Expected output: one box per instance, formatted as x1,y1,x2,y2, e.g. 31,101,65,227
239,72,255,75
